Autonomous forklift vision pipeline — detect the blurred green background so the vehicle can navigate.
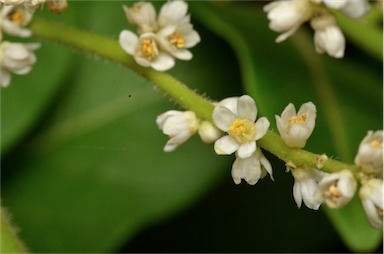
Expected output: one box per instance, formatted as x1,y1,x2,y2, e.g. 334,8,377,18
1,1,382,253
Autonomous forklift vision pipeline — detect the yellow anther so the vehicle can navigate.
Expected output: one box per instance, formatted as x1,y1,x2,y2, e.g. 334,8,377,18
289,114,307,124
9,8,25,25
370,139,381,149
168,32,185,48
228,118,255,143
140,39,157,60
324,183,342,204
229,119,246,136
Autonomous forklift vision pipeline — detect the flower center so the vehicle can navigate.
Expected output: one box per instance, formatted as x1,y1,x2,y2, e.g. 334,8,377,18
289,114,307,124
168,32,185,48
324,182,341,204
9,8,26,25
228,118,255,143
370,139,381,149
140,39,157,60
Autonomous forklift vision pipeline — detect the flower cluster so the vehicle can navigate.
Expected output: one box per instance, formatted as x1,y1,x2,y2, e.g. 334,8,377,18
0,2,40,87
156,96,383,229
264,0,371,58
119,0,200,71
0,0,68,87
157,95,272,186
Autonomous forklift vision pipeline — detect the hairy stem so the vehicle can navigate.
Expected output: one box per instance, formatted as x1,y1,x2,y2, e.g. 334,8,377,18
28,17,359,177
0,208,28,253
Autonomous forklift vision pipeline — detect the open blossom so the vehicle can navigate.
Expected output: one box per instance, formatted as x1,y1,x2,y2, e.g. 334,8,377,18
354,130,383,178
263,0,313,43
119,0,200,70
212,95,270,159
0,41,40,88
316,170,357,209
156,23,200,61
232,148,273,185
359,178,383,229
119,31,175,71
1,5,33,37
310,13,345,58
156,0,200,60
156,110,199,152
291,167,326,210
276,102,316,148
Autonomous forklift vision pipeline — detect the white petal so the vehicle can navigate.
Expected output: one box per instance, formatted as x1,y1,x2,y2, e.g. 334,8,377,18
212,106,236,132
164,130,191,152
0,69,11,88
217,97,239,114
184,30,201,48
214,135,239,155
284,123,310,148
298,101,316,131
119,30,138,55
237,95,257,122
170,49,192,60
237,142,256,159
340,0,370,19
293,182,303,208
323,0,348,9
280,103,296,127
254,117,270,141
301,179,321,210
159,0,188,25
151,53,175,71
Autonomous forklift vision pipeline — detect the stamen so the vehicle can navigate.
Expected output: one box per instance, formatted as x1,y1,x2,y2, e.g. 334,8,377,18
377,208,383,217
289,114,307,124
228,118,255,143
168,32,185,48
9,8,25,25
370,139,381,149
140,39,157,60
324,182,341,204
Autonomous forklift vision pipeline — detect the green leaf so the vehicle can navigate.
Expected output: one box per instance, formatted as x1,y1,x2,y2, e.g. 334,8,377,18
191,2,382,252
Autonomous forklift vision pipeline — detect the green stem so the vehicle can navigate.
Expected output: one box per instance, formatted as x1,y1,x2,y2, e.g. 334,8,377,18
28,17,358,177
29,18,214,121
0,208,28,253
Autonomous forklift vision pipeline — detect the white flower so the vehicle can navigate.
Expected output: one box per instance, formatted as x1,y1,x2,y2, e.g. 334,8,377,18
156,23,200,60
212,95,270,159
310,13,345,58
359,178,383,229
123,2,157,33
1,5,33,37
354,130,383,178
156,0,200,60
322,0,370,19
275,102,316,148
291,167,326,210
316,170,357,208
232,148,273,185
198,121,222,144
156,110,199,152
119,31,175,71
0,41,40,88
264,0,313,42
